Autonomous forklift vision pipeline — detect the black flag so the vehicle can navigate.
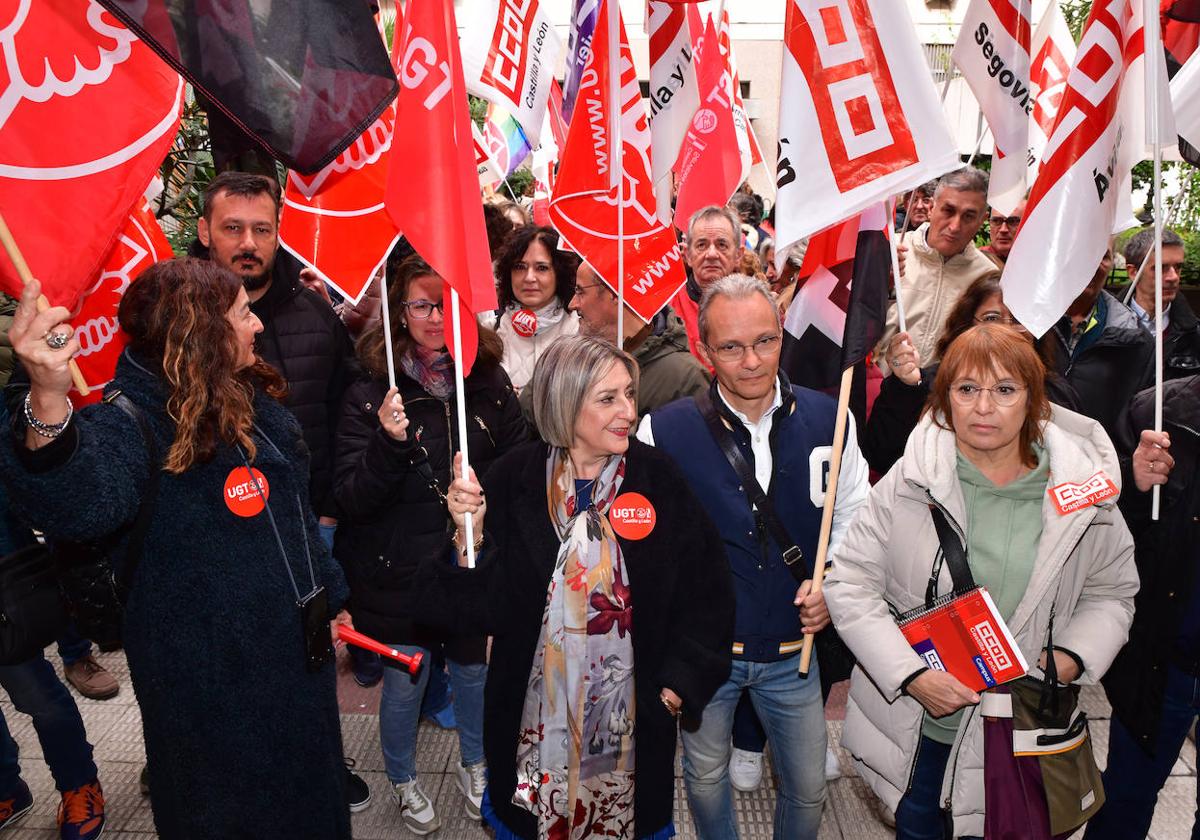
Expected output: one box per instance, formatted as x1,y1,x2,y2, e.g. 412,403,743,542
97,0,398,174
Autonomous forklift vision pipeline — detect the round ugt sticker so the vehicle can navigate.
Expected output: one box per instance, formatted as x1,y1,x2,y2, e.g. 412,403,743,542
609,493,656,540
512,309,538,337
224,467,270,517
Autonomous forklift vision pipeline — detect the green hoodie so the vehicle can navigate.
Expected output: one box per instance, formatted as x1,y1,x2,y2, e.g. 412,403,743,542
923,444,1050,744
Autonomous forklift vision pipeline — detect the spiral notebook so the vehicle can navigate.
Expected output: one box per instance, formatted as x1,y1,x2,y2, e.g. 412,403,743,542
897,586,1028,692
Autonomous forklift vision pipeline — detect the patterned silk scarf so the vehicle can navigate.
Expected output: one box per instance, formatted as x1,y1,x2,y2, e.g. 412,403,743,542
513,448,636,840
399,345,455,400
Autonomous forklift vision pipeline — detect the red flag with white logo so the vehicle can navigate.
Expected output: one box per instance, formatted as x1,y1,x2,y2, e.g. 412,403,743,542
69,193,172,405
717,9,765,177
672,16,741,231
460,0,563,149
1029,0,1077,182
951,0,1034,214
773,0,959,271
1002,0,1175,337
0,0,183,309
648,0,700,223
386,0,497,374
549,0,685,323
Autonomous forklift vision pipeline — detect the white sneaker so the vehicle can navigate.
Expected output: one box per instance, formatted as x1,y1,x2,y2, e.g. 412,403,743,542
455,760,487,819
728,747,764,792
824,746,842,781
391,779,441,835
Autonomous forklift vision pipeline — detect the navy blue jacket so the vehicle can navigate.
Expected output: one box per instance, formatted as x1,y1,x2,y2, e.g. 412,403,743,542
649,376,839,662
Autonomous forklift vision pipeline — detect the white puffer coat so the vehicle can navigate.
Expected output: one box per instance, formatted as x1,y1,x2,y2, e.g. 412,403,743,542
825,406,1139,837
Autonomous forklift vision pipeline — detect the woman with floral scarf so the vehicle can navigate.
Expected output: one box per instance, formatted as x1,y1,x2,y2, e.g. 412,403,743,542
417,335,734,839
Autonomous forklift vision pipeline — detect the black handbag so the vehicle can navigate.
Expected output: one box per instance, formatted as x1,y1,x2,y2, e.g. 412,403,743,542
0,544,68,665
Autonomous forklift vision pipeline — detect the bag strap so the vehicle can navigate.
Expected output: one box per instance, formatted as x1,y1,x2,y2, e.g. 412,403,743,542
926,504,975,606
108,393,161,598
694,389,806,578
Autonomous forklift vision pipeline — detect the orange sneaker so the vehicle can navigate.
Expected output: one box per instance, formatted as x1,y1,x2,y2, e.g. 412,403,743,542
0,779,33,829
57,779,105,840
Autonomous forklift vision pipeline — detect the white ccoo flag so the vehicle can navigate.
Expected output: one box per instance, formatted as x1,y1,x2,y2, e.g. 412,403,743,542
774,0,959,270
951,0,1034,214
1028,0,1077,182
648,0,700,224
1173,49,1200,150
1002,0,1176,337
460,0,563,148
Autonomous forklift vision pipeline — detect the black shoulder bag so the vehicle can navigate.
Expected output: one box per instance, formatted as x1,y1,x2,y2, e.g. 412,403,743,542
693,390,856,687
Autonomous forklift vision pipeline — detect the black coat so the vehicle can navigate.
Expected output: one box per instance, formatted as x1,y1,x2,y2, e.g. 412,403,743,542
414,439,735,839
1161,292,1200,383
190,242,358,518
332,360,528,646
1047,291,1153,440
1103,375,1200,753
0,353,350,839
862,363,1081,475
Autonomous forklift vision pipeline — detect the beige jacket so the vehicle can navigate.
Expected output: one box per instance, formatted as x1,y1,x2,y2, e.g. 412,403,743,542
876,224,998,375
493,304,579,392
825,406,1138,837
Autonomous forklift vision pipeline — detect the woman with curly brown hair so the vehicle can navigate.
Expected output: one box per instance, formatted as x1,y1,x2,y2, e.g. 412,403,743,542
490,225,580,393
1,259,354,839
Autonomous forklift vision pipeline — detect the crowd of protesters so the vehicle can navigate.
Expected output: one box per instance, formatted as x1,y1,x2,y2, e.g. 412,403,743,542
0,164,1197,840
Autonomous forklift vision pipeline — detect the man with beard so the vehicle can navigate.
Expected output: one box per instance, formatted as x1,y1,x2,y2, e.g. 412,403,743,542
981,199,1026,263
194,172,370,812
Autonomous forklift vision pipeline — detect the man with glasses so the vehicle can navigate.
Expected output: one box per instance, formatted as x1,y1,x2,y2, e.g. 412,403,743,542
567,261,709,416
1124,227,1200,383
982,199,1025,263
638,274,869,840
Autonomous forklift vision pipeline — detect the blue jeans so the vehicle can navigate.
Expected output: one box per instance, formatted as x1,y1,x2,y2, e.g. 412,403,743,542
56,627,92,667
379,642,485,783
318,522,336,552
681,655,826,840
894,736,981,840
0,653,98,796
1086,665,1200,840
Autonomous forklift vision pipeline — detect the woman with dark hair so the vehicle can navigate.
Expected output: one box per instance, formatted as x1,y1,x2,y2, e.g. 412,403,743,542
491,225,580,393
863,272,1080,475
1,260,354,838
827,324,1138,839
333,254,527,835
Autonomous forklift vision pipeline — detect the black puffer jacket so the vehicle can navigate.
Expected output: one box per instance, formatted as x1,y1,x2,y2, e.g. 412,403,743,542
1104,375,1200,753
190,243,357,517
1047,291,1153,440
332,359,528,645
1161,292,1200,383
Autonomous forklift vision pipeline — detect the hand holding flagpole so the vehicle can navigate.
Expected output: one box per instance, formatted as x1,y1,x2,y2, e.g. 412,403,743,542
0,212,90,395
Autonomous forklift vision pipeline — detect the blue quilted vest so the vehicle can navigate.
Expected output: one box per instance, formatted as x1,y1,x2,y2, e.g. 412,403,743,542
650,376,839,661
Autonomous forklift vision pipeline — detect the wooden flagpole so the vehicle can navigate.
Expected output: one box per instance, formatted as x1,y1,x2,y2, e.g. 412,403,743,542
799,365,854,676
450,289,477,567
0,212,90,395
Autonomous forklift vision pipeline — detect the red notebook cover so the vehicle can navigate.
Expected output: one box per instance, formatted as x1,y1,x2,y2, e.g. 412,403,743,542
897,586,1028,692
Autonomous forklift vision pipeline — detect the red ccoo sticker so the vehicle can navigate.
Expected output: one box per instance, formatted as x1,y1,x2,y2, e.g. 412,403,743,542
1048,471,1118,515
224,467,270,517
512,308,538,337
609,492,656,540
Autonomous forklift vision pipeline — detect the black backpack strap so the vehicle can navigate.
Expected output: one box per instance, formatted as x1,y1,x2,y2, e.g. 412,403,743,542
693,389,806,578
108,393,161,598
926,504,975,606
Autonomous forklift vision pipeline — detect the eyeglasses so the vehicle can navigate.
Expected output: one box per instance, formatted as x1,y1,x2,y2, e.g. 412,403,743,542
989,216,1022,230
704,334,782,363
949,381,1026,407
401,299,444,319
974,313,1029,330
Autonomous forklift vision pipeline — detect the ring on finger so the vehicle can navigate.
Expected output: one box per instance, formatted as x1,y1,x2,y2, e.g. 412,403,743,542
391,410,401,423
44,329,69,350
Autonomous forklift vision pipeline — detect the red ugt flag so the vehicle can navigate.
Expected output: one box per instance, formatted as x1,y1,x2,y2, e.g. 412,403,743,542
385,0,497,374
672,15,742,232
0,0,182,309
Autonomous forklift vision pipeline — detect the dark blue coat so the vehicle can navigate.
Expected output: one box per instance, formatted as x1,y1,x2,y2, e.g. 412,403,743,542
0,353,350,839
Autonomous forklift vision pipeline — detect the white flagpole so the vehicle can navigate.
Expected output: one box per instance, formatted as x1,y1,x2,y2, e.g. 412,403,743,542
610,0,626,345
450,289,477,567
888,197,910,335
1146,0,1164,521
379,275,398,391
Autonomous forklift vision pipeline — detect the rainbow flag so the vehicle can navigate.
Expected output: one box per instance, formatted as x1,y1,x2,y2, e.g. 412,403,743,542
483,102,532,177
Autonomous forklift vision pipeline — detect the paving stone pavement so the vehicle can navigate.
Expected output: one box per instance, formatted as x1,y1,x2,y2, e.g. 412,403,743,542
1,648,1196,839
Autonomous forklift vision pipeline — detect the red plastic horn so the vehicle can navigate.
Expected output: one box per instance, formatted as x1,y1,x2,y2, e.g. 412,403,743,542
337,626,423,676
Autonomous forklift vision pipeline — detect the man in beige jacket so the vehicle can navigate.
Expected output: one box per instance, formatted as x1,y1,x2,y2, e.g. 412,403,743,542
877,168,997,376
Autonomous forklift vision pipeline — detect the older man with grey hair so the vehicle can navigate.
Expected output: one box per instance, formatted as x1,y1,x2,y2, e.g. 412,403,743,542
670,205,746,365
637,274,869,840
877,167,997,377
